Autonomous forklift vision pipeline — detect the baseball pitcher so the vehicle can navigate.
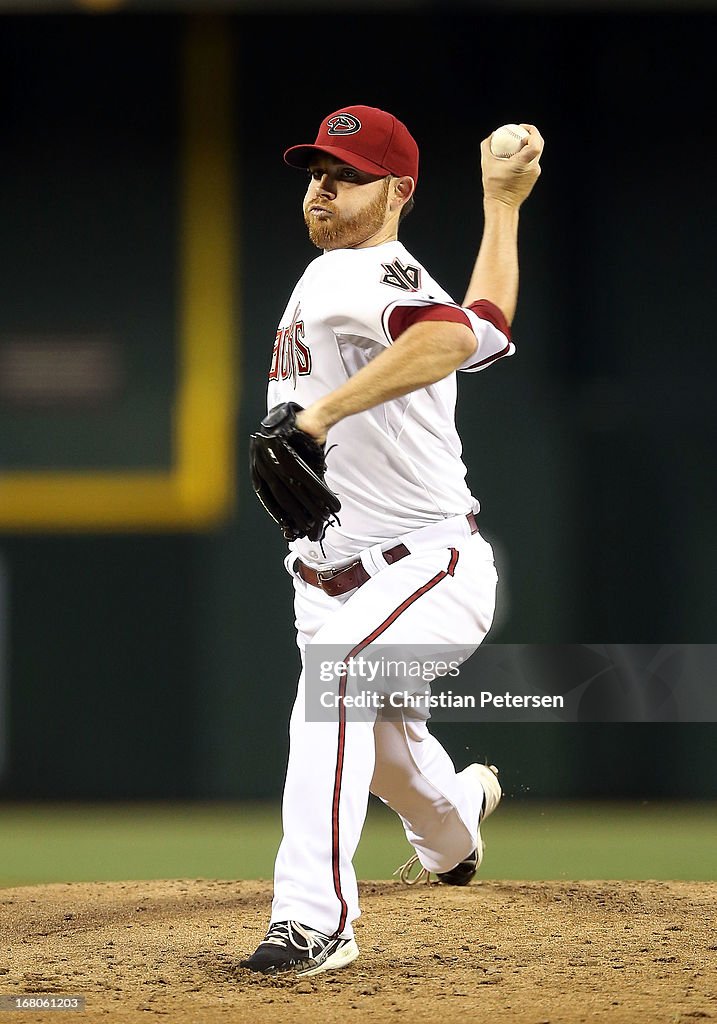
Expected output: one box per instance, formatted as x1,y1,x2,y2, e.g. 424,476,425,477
243,105,543,976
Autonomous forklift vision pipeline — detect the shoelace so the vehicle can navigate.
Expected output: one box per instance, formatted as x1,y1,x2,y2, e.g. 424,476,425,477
262,922,292,947
261,921,328,952
393,854,432,886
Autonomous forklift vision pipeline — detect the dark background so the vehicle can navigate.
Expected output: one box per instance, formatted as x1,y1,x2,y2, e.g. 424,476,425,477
0,9,715,801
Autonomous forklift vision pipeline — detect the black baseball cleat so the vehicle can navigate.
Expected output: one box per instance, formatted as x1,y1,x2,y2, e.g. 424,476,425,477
395,763,503,886
436,763,502,885
436,848,479,886
239,920,359,977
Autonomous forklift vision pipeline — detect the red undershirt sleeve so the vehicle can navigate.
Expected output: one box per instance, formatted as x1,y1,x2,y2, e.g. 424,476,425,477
387,303,472,341
387,300,511,344
465,299,512,342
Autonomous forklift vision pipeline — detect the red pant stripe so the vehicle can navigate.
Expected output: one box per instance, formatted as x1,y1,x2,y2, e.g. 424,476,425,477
330,547,459,936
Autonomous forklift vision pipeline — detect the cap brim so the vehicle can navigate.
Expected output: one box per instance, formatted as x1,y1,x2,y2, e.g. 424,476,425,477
283,144,390,178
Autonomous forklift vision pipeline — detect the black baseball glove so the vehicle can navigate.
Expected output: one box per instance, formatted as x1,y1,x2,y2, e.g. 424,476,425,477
249,402,341,542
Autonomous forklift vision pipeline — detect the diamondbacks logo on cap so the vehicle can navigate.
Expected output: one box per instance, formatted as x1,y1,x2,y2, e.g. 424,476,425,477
327,113,362,136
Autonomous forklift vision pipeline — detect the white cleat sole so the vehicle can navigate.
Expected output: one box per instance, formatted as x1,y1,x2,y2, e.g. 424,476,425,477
462,763,502,869
474,763,502,819
296,938,360,977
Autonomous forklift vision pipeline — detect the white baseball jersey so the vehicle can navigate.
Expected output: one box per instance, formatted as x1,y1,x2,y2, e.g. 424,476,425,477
266,239,514,566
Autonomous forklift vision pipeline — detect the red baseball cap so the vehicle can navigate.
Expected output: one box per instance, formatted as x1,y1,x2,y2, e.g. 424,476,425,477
284,105,419,184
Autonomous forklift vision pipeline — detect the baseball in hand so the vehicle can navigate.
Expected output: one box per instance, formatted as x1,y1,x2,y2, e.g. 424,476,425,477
490,124,529,159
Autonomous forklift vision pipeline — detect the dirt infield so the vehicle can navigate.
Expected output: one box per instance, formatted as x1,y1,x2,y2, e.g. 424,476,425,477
1,879,715,1023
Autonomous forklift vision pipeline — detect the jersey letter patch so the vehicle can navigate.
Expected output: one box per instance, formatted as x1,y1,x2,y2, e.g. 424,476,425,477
269,307,312,385
381,259,422,292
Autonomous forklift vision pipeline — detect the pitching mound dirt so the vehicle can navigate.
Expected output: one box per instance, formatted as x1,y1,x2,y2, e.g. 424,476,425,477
1,879,715,1023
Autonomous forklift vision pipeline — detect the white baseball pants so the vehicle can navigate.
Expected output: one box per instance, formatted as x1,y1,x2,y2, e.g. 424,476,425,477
270,514,498,939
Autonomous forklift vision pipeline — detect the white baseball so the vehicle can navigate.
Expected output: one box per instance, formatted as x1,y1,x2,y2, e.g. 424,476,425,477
490,124,529,159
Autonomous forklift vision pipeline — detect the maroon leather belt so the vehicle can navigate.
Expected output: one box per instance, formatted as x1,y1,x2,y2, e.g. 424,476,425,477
295,512,479,598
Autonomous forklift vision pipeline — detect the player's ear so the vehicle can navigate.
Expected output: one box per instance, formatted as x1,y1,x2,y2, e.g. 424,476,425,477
397,177,413,200
394,176,415,203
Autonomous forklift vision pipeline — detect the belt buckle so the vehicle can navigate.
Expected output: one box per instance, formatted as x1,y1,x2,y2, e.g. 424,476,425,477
317,566,341,585
317,559,358,588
